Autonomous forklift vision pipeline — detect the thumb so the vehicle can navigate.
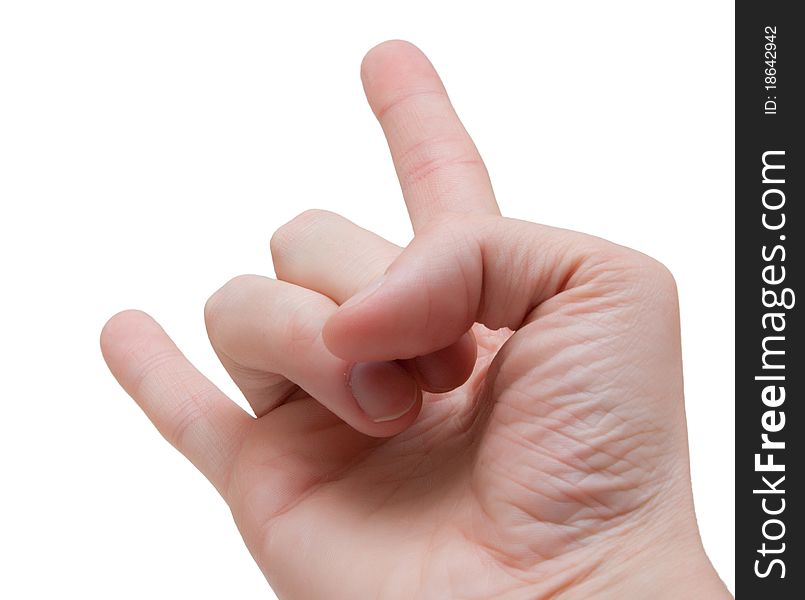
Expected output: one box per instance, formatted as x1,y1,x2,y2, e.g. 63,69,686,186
322,213,624,362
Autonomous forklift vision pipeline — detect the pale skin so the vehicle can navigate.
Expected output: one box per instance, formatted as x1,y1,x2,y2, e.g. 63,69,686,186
101,41,732,599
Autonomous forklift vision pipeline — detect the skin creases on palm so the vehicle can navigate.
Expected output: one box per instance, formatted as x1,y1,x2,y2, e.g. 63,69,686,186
225,286,691,599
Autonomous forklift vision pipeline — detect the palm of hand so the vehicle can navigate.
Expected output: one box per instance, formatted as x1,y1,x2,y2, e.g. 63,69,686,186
229,281,686,599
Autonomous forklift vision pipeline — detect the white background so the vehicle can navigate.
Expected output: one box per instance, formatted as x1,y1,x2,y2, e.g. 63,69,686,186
0,1,734,597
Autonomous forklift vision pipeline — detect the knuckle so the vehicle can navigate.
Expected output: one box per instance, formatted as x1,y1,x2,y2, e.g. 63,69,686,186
128,348,177,398
632,253,677,291
395,134,483,188
283,301,323,357
647,258,678,295
204,274,259,336
165,385,217,451
270,209,340,263
580,241,680,306
372,88,447,120
613,250,679,302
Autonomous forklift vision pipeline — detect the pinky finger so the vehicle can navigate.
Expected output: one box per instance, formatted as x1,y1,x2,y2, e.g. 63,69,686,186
100,310,252,497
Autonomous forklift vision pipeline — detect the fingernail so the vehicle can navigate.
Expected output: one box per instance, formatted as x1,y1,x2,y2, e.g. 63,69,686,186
348,361,418,422
340,274,386,310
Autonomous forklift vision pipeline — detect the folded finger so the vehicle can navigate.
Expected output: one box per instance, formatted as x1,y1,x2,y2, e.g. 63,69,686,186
205,275,421,436
270,209,476,392
324,214,619,361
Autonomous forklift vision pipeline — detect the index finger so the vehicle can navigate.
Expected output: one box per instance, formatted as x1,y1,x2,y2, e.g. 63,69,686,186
361,40,499,231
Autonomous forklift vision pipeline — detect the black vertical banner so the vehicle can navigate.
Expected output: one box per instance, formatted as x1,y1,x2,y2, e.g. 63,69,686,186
736,2,803,598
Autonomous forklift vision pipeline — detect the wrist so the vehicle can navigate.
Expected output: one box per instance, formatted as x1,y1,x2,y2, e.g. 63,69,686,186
560,523,732,599
593,548,731,599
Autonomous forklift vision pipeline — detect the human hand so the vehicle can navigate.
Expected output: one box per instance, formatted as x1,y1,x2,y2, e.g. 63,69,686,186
101,41,731,599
